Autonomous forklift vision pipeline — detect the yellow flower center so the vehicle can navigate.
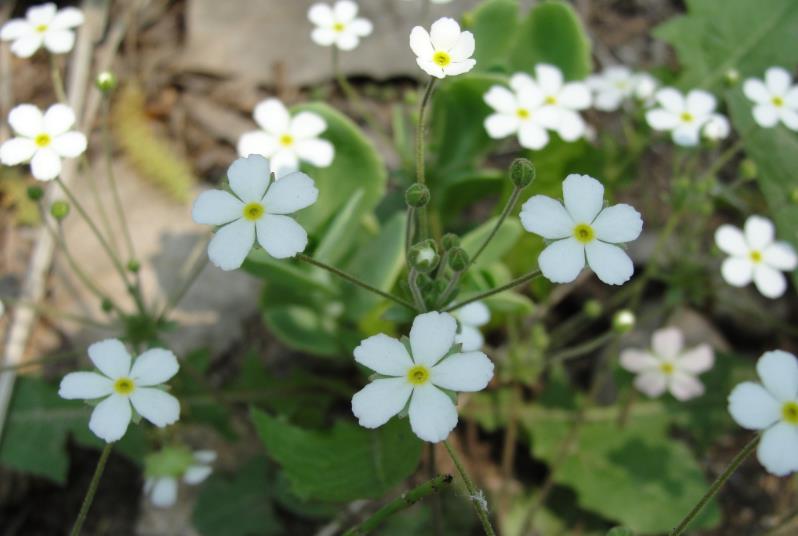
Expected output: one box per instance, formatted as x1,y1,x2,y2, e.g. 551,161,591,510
782,401,798,425
680,112,694,123
432,51,451,67
35,133,52,148
660,362,675,375
749,250,763,263
772,96,784,108
279,134,294,147
572,223,595,244
407,365,430,386
242,202,265,221
113,377,136,395
516,108,531,119
544,95,557,105
333,22,346,32
35,24,48,33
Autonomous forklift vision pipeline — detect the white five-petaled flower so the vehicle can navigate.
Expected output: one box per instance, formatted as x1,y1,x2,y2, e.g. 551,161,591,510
714,215,797,299
409,17,475,79
620,327,714,401
145,449,216,508
511,64,591,141
743,67,798,131
193,155,318,271
452,301,490,351
520,174,643,285
58,339,181,443
0,103,87,181
351,311,494,443
645,87,719,146
587,66,638,112
237,98,334,177
308,1,373,51
0,3,83,58
483,75,560,150
729,350,798,476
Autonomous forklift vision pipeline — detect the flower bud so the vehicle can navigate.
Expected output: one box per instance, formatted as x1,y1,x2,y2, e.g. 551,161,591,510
612,309,636,334
583,299,602,319
405,183,430,208
27,186,44,201
447,247,469,272
96,71,118,93
739,159,757,179
724,68,740,87
127,259,141,273
509,158,536,188
441,233,460,251
50,200,70,220
409,240,439,272
101,298,114,312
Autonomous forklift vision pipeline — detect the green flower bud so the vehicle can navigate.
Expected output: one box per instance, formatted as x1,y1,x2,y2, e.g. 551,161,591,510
101,298,114,313
739,159,757,179
405,183,430,208
441,233,460,250
27,186,44,201
724,68,740,87
50,200,70,220
447,247,469,272
583,299,602,319
509,158,536,188
127,259,141,273
612,309,636,334
96,71,118,93
409,239,439,272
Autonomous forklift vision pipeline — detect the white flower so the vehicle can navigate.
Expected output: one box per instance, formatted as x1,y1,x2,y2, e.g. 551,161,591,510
743,67,798,131
729,350,798,476
237,98,334,177
714,215,797,299
192,155,318,271
587,66,636,112
452,301,490,351
620,327,714,401
351,311,494,443
58,339,181,443
145,449,216,508
0,103,87,181
702,113,731,141
308,1,373,51
645,87,718,146
520,174,643,285
409,17,475,79
633,72,658,103
0,3,83,58
510,64,591,141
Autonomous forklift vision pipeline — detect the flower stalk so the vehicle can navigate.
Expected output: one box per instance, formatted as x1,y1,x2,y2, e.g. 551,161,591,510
443,440,496,536
443,269,541,312
69,443,113,536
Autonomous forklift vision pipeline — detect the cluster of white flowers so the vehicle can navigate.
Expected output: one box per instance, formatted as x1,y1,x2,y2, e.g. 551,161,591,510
308,1,373,51
144,448,216,508
645,88,729,146
1,3,83,57
587,66,658,111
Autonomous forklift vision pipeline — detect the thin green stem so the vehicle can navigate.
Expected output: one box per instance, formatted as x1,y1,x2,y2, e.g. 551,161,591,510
701,138,745,181
415,77,436,186
546,331,615,368
405,206,416,261
7,298,115,330
342,474,453,536
408,268,427,312
50,55,67,103
669,435,760,536
297,254,417,311
69,443,112,536
436,270,462,309
443,269,541,312
159,240,210,320
468,187,521,269
443,440,496,536
78,155,119,253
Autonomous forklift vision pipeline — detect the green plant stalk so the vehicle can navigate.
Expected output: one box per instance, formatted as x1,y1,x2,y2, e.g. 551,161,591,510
50,55,67,103
669,435,760,536
158,238,211,320
468,186,522,269
408,268,427,312
78,155,120,253
297,254,418,311
436,269,462,309
443,440,496,536
69,443,112,536
443,269,541,312
342,474,453,536
405,206,416,261
546,331,615,368
415,77,437,241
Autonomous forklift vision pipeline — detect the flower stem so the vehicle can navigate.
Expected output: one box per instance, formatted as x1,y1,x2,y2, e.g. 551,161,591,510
468,186,522,269
408,268,427,312
342,474,453,536
415,77,436,187
442,269,541,312
546,331,615,368
443,440,496,536
50,55,67,103
158,237,210,320
297,254,417,311
669,435,760,536
69,443,112,536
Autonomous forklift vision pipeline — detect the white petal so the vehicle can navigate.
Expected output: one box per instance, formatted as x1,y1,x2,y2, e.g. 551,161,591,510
743,78,771,104
651,327,683,360
721,257,754,287
655,88,685,114
483,86,517,114
753,264,787,298
484,113,519,139
335,32,360,51
745,215,774,250
785,87,798,109
763,242,798,271
594,90,624,112
130,388,180,427
517,85,545,109
538,238,585,284
26,4,56,25
757,350,798,402
51,132,86,158
757,422,798,477
634,371,667,398
585,241,634,285
269,149,300,176
455,302,490,327
349,18,373,37
518,121,549,150
520,195,573,239
9,104,44,138
728,382,781,430
0,138,37,165
352,378,413,429
308,3,334,27
43,104,76,135
591,204,643,243
184,465,213,485
293,138,334,167
671,123,701,147
255,215,307,259
558,82,591,110
30,148,62,181
780,109,798,131
237,131,278,159
715,224,748,256
677,344,714,374
554,110,586,141
429,17,460,50
130,349,180,386
207,218,255,271
253,99,290,135
311,27,336,47
263,171,318,214
1,20,34,41
354,333,413,376
149,477,178,508
192,190,245,225
765,67,792,95
193,450,217,464
88,339,132,379
408,384,458,443
535,64,563,94
669,372,705,401
10,34,43,58
455,326,484,352
89,394,132,443
562,174,604,224
646,109,680,131
333,0,358,23
686,90,716,116
50,7,84,29
510,72,536,93
442,59,476,77
43,29,75,54
59,372,113,399
619,349,659,373
227,155,271,203
431,352,494,392
416,58,445,79
409,312,458,367
753,104,780,128
409,27,433,60
290,112,326,139
448,31,475,62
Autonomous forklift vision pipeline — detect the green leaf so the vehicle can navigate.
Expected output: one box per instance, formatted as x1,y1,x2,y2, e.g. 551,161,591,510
252,409,422,502
264,305,357,358
508,1,592,80
468,0,520,73
460,215,522,268
242,249,336,298
193,457,281,536
314,188,367,266
654,0,798,90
